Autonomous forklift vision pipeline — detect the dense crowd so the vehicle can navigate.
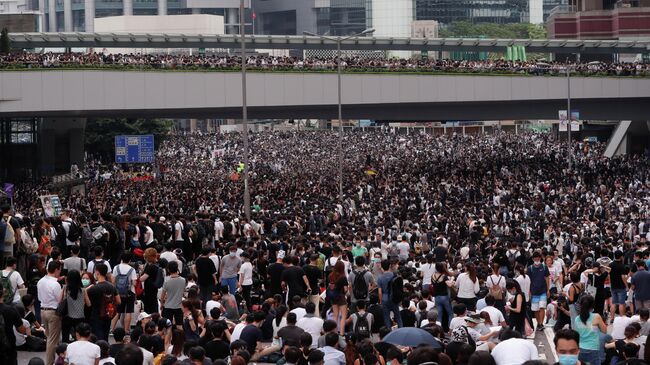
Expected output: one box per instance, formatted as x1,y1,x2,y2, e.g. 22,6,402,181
2,129,650,365
1,52,650,76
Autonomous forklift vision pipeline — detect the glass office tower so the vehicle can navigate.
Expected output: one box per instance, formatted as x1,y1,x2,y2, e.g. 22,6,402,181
415,0,528,25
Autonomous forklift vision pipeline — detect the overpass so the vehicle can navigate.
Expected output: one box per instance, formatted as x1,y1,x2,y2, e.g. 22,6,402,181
0,70,649,120
9,32,650,54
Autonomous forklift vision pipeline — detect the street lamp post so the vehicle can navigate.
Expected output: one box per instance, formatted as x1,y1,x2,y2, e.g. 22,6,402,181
240,0,251,220
303,29,374,202
566,62,572,171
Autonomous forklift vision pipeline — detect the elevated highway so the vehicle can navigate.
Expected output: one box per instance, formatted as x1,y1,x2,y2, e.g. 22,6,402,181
0,70,649,120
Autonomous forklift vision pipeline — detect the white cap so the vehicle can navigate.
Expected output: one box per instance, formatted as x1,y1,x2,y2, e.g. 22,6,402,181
137,312,151,321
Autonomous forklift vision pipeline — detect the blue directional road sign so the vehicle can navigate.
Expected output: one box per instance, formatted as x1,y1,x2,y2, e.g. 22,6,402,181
115,135,155,163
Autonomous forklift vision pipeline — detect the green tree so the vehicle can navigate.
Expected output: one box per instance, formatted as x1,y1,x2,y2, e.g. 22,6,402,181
0,28,10,54
85,118,173,161
440,21,547,39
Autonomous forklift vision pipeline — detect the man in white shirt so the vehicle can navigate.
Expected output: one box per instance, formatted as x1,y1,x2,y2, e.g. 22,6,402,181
230,316,252,343
320,333,346,365
87,246,112,276
111,252,138,335
1,257,25,305
238,252,254,310
37,261,63,365
296,302,324,349
214,217,224,242
480,295,507,326
490,331,539,365
65,323,101,365
160,244,182,273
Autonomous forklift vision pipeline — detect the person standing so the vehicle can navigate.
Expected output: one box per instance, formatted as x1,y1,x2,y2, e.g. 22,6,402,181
610,250,630,322
139,248,161,315
377,260,402,329
111,253,137,335
238,252,254,311
0,285,26,365
455,263,480,311
303,254,323,317
195,247,217,309
527,252,550,331
61,270,87,343
86,263,121,341
348,256,375,313
631,260,650,311
37,260,63,365
161,261,185,327
220,245,241,295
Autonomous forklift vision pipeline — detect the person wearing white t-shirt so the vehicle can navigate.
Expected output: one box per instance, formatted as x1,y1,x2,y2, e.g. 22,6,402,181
296,302,324,349
214,218,224,242
490,335,539,365
419,258,437,293
515,266,532,303
111,254,138,335
480,295,507,327
230,318,249,343
173,220,184,245
160,244,182,273
2,258,25,304
238,252,254,311
65,323,101,365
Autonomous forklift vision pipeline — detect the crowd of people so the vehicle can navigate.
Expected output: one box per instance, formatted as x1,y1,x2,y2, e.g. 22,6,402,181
1,52,650,76
2,129,650,365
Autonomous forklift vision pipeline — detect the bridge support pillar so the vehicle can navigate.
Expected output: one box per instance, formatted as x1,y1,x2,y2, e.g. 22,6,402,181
39,118,86,176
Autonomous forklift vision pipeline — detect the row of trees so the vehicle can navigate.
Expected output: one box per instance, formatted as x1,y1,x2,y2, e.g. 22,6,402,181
439,21,547,39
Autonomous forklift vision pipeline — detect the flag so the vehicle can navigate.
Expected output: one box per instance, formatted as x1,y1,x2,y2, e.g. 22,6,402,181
2,183,14,199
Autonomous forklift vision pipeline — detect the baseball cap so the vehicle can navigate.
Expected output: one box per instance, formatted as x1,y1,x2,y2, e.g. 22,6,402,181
137,312,151,321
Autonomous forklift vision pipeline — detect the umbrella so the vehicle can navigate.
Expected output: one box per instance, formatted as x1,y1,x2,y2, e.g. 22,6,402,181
382,327,443,348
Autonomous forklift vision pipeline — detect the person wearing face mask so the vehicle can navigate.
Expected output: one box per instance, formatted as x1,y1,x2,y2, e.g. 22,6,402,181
553,329,585,365
81,272,93,288
505,279,526,335
220,245,242,295
527,251,550,331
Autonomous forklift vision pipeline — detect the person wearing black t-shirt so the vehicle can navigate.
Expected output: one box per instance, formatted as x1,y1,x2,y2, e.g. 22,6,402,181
281,256,310,303
268,255,286,297
303,254,322,317
239,311,266,356
0,285,26,365
610,250,630,321
195,247,217,310
203,322,230,362
87,263,120,341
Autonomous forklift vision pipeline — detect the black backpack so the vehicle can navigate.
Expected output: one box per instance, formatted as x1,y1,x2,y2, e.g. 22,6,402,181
66,220,82,242
354,312,371,339
153,264,165,289
389,274,404,304
352,270,369,300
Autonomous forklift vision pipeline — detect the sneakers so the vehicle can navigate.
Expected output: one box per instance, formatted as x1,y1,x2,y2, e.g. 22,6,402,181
537,325,545,332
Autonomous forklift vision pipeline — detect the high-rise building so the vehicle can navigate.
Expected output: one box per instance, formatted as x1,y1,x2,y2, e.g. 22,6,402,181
38,0,250,33
415,0,528,25
253,0,368,36
547,0,650,39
